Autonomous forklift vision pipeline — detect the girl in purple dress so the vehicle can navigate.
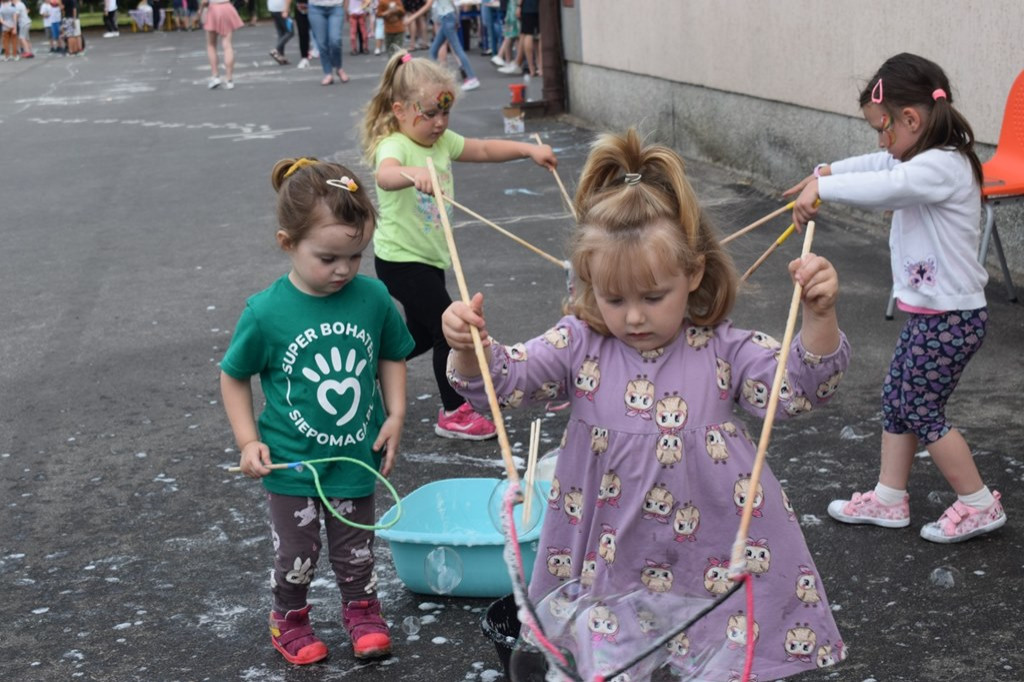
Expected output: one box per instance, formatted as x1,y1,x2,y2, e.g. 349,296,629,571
442,129,851,681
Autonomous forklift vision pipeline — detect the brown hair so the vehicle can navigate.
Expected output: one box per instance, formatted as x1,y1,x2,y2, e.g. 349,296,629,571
359,50,459,165
859,52,983,187
569,129,737,334
269,158,377,245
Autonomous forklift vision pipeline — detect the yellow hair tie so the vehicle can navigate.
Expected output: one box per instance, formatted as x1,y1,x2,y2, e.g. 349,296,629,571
283,157,318,178
326,176,359,192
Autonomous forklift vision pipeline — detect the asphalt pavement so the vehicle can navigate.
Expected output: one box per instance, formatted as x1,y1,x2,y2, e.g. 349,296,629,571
1,24,1022,682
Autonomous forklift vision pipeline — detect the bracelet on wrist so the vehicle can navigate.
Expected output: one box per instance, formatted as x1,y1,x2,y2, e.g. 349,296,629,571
813,163,828,179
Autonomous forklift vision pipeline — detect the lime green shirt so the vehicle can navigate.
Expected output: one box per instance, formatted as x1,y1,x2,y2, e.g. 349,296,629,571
221,274,414,498
373,129,466,270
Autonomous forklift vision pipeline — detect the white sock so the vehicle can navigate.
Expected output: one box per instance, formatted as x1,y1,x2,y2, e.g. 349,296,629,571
958,486,995,511
873,482,907,507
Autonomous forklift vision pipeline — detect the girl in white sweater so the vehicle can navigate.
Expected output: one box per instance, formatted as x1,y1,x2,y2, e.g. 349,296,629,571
786,52,1005,544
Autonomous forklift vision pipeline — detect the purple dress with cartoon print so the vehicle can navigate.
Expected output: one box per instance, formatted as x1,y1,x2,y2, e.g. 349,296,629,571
450,315,851,681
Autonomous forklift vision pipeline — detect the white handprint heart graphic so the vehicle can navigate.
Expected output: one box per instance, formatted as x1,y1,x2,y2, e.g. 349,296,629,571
301,347,368,427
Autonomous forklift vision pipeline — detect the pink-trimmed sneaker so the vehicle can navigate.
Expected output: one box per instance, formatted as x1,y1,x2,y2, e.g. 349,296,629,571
920,491,1006,543
269,604,328,665
827,490,910,528
343,599,392,659
434,403,497,440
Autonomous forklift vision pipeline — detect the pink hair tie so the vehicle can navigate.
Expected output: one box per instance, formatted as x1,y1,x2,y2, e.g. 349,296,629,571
871,78,883,103
400,53,412,64
932,88,947,101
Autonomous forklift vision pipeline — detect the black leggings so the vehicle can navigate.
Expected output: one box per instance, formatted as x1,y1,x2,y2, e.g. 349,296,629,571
295,4,310,58
374,257,465,411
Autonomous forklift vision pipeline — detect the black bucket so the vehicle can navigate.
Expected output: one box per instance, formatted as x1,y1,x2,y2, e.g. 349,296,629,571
481,594,520,675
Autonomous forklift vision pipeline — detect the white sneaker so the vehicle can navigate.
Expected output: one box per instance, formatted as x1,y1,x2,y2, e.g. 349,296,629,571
208,76,221,89
490,54,505,67
309,46,320,59
103,31,116,38
461,77,480,91
374,48,380,55
224,80,234,90
498,63,519,75
297,58,310,69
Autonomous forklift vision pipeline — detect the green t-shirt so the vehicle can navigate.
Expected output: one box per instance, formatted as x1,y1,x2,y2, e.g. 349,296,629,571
373,129,466,270
221,274,415,498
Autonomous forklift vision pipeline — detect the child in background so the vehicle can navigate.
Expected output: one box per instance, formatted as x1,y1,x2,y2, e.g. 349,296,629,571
442,129,850,680
103,0,120,36
359,50,556,440
404,0,480,91
375,0,402,55
786,52,1007,544
220,158,414,664
61,0,82,55
46,0,62,54
346,0,370,54
371,0,383,55
0,0,17,61
267,0,294,64
14,0,31,56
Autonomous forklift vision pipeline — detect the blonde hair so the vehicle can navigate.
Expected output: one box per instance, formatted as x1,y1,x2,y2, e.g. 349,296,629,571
569,129,737,334
359,50,459,165
270,157,377,246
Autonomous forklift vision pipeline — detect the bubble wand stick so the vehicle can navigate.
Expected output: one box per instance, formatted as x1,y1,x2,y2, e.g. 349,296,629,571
425,157,519,486
531,133,577,221
400,171,564,268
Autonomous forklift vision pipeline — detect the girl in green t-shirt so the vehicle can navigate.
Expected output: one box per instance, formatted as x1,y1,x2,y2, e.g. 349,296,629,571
221,158,414,665
359,49,557,442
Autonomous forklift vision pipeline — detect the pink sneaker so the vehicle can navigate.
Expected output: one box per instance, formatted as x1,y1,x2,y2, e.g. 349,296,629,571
343,599,391,659
269,604,328,665
827,490,910,528
435,403,497,440
920,491,1006,543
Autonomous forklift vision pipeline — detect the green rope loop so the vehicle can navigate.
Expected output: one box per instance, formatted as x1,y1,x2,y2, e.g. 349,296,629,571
281,457,402,531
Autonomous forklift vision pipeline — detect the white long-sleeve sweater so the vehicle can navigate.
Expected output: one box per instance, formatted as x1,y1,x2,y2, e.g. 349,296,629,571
818,147,988,311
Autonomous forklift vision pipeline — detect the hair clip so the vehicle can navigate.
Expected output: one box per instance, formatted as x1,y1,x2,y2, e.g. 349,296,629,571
284,157,318,178
871,78,884,104
932,88,947,101
326,176,359,192
400,53,412,64
624,172,642,186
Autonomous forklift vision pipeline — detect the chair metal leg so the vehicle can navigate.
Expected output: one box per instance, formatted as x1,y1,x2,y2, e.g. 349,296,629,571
979,202,1018,302
989,222,1018,302
885,283,896,319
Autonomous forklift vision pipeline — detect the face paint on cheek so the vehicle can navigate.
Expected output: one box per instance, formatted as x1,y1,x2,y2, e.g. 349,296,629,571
412,101,425,126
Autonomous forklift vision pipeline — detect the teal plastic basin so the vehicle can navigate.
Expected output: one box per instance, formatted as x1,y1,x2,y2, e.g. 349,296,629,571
378,477,546,598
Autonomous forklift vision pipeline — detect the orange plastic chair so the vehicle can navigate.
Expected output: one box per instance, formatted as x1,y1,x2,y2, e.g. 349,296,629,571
979,68,1024,303
887,70,1022,318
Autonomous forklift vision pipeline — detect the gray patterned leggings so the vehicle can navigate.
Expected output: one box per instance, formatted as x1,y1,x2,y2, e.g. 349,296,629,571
267,492,378,612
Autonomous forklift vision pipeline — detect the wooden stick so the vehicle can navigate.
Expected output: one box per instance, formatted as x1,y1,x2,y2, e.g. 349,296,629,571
522,418,540,521
740,223,796,282
227,463,293,473
399,171,564,268
531,133,578,222
721,201,795,245
730,222,815,574
425,158,520,485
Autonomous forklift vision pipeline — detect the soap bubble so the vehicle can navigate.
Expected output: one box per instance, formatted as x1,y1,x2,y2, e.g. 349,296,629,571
929,565,962,589
401,616,421,635
424,546,463,595
487,478,546,535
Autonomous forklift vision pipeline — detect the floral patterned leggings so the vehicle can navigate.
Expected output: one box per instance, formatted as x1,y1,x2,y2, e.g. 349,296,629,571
267,492,377,612
882,307,987,444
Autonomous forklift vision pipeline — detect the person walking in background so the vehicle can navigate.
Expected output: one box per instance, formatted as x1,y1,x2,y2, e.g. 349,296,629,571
199,0,243,89
14,0,32,56
0,0,18,61
376,0,403,55
102,0,119,37
401,0,425,50
268,0,294,64
480,0,501,62
221,158,413,665
346,0,370,54
308,0,348,85
404,0,480,91
293,0,311,67
786,53,1007,544
359,51,556,440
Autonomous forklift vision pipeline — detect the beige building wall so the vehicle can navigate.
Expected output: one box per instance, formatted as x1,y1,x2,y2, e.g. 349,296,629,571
558,1,1024,280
